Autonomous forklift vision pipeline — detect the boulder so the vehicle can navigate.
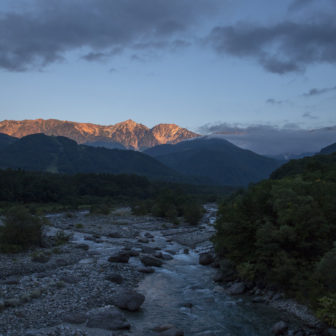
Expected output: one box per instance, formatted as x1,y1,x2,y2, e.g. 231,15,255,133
161,327,184,336
138,267,155,274
76,243,89,250
199,253,214,265
108,232,122,238
87,307,130,330
152,324,175,332
271,321,288,335
140,255,163,267
328,329,336,336
63,312,87,324
162,253,173,260
105,273,123,284
142,246,158,254
108,252,130,263
60,275,80,284
112,289,145,312
227,282,246,295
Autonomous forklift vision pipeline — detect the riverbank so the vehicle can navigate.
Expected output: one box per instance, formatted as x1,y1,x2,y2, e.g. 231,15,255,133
0,205,331,336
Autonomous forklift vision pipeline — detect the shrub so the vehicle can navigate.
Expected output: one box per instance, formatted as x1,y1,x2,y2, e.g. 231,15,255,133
89,204,111,215
183,202,203,225
54,230,71,246
316,296,336,327
0,206,43,251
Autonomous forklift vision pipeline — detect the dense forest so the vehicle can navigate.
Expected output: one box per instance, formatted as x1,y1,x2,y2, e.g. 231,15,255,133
214,152,336,326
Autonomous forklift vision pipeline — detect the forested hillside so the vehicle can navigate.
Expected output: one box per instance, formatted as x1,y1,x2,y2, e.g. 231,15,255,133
214,152,336,326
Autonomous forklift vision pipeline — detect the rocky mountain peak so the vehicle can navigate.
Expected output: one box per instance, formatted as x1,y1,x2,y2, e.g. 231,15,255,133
0,118,199,150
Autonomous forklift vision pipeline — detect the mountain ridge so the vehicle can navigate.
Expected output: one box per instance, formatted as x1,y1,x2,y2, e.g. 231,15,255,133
0,119,199,150
144,136,282,186
0,133,180,179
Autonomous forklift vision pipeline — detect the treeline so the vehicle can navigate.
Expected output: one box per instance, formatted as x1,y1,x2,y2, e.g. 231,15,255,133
214,152,336,326
0,169,230,221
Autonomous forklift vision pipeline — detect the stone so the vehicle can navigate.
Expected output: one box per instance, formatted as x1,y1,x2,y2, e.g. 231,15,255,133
138,267,155,274
328,329,336,336
108,252,130,263
138,237,149,243
30,289,42,299
213,270,224,282
32,252,50,263
144,232,154,238
271,321,288,335
152,324,175,332
0,299,4,311
252,296,265,303
112,289,145,312
162,253,173,260
3,275,20,285
140,255,163,267
108,232,122,238
105,273,123,284
5,298,21,307
60,275,80,284
142,246,157,254
227,282,246,295
199,253,214,265
183,249,189,254
161,328,184,336
56,258,68,267
63,312,87,324
76,243,89,250
87,307,130,330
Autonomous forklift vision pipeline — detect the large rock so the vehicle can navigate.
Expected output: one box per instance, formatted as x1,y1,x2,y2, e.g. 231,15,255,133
108,252,130,263
140,255,163,267
105,273,123,284
87,307,130,330
271,321,288,335
112,289,145,312
227,282,246,295
62,312,87,324
199,253,214,265
161,327,184,336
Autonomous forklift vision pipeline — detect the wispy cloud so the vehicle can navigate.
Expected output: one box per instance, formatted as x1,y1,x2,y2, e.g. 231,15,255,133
303,85,336,97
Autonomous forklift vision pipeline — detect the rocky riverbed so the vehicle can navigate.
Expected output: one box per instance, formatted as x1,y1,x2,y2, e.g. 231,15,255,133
0,205,334,336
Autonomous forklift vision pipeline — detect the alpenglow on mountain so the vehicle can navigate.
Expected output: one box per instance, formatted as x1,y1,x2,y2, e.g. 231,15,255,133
0,119,199,150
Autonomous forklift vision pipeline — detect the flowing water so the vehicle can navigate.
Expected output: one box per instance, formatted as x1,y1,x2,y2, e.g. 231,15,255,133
124,205,302,336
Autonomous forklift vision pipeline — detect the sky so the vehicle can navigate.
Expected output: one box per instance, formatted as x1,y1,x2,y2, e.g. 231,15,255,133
0,0,335,154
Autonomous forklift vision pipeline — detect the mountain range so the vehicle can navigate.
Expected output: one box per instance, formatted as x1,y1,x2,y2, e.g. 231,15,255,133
0,119,199,150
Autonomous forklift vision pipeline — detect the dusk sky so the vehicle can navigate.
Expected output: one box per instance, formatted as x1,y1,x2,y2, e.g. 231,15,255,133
0,0,335,148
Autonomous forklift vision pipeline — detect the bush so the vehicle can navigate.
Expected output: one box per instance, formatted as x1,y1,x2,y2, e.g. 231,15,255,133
0,206,43,251
183,202,203,225
89,204,111,215
316,296,336,327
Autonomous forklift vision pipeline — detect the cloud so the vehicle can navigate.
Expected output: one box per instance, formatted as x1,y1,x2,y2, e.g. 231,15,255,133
288,0,316,11
198,123,336,155
303,85,336,97
302,112,318,119
206,19,336,74
0,0,219,71
266,98,284,105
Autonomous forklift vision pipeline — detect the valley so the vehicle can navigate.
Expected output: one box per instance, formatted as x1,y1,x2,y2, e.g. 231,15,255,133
0,206,319,336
